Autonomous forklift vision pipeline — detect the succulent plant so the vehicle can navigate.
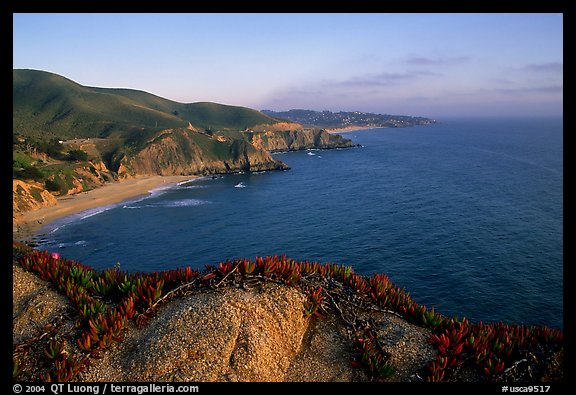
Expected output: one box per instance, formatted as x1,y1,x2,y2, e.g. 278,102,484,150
355,329,396,379
16,250,563,383
303,287,325,318
43,339,65,360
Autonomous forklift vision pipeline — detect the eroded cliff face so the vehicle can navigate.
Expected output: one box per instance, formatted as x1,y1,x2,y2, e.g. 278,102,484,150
13,160,114,215
118,128,288,177
246,129,355,152
13,180,58,215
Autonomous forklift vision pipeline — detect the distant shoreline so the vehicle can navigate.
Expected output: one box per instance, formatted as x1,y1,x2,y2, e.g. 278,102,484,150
13,175,194,242
325,125,387,134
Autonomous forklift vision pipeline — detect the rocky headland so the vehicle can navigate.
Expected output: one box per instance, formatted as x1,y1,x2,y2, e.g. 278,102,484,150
245,128,356,153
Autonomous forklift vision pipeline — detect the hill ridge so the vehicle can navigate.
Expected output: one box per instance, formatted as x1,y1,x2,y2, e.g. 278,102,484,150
13,69,278,139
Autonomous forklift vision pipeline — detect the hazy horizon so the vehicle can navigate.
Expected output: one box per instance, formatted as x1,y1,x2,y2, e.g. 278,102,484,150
13,13,563,119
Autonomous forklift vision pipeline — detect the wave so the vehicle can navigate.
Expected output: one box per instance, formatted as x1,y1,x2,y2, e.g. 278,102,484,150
119,180,191,207
148,184,175,197
123,199,210,209
51,240,86,248
234,182,247,188
177,176,211,186
48,224,65,234
162,199,210,207
176,178,201,186
43,204,116,235
179,185,208,190
80,208,109,220
307,151,316,156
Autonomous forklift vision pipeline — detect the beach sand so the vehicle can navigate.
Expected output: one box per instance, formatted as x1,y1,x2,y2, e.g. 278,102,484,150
13,175,194,242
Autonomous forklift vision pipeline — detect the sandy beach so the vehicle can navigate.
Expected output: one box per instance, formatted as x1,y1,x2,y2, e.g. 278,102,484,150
13,175,194,242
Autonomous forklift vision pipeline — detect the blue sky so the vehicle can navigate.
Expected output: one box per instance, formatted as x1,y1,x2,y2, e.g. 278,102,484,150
13,13,563,118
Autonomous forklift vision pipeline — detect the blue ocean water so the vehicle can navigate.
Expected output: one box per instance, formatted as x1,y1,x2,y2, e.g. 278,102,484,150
35,118,563,329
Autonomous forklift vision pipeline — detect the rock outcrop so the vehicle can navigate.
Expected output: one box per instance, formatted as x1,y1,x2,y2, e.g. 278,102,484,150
13,180,58,221
12,251,563,383
246,129,355,152
13,260,436,382
119,128,288,177
12,160,118,222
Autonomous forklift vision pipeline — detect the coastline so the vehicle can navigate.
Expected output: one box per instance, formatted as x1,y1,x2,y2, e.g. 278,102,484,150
13,175,194,242
325,125,386,134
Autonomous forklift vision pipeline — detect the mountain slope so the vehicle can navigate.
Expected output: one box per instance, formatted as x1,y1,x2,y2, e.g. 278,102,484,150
13,69,277,139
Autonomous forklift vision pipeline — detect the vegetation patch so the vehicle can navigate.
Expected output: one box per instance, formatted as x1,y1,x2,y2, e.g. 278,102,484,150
13,151,35,170
67,149,89,162
28,186,45,203
13,249,563,382
15,166,46,182
44,179,61,192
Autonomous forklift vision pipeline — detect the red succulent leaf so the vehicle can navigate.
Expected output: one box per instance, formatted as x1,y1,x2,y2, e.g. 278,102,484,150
453,342,464,355
201,273,216,282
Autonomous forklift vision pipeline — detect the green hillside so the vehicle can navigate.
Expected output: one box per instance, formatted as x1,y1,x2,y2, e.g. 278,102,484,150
182,102,277,133
13,69,277,139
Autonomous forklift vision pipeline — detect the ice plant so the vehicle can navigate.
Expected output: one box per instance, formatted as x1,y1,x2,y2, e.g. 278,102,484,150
15,249,563,383
261,257,279,277
240,259,255,275
13,360,22,379
47,354,88,382
420,307,444,329
355,329,396,379
348,274,369,295
304,287,325,318
76,333,92,353
43,339,65,360
427,359,446,382
483,353,505,376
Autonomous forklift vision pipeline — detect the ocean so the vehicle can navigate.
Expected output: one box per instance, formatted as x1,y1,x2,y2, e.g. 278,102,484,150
35,117,563,329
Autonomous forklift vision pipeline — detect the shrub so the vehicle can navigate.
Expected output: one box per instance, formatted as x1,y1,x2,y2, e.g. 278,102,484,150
16,166,45,181
13,152,34,170
67,150,88,162
45,179,61,192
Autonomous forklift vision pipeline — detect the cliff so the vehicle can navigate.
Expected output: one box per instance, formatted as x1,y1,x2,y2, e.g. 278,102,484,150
13,180,58,215
116,128,288,177
245,129,356,153
13,160,116,225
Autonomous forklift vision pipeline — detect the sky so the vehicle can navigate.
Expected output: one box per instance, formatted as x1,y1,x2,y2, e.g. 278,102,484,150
13,13,563,119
